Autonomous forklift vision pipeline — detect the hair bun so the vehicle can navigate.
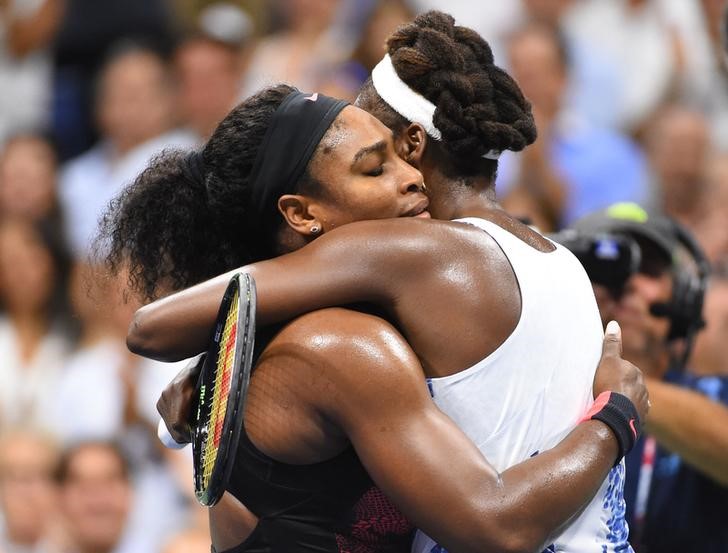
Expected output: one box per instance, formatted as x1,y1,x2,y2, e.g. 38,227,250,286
386,10,537,159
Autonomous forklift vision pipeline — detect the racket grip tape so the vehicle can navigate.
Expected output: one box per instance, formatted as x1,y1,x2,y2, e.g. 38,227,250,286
157,418,189,450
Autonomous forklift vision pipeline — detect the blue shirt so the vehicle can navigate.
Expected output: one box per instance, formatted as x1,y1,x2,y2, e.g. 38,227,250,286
624,373,728,553
496,114,651,228
553,123,650,225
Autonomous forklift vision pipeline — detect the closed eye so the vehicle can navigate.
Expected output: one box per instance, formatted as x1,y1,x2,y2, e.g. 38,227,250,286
365,166,384,177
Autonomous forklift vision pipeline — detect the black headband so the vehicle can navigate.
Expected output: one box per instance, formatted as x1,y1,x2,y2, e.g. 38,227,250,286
249,91,349,225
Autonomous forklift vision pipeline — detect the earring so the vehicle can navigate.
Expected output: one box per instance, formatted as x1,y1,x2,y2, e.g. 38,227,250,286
310,225,321,235
421,182,428,193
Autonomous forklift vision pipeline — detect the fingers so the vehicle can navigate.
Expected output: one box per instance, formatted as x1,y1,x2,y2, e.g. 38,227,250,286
157,419,189,449
603,320,623,356
156,394,188,444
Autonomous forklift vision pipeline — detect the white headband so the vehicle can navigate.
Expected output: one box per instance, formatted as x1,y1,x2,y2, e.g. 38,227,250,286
371,54,501,161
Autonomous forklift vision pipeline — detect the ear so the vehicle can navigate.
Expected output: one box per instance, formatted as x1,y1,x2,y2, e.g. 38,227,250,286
277,194,321,237
396,123,428,168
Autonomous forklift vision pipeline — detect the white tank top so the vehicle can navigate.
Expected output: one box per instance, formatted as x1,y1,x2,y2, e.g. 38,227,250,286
411,217,632,553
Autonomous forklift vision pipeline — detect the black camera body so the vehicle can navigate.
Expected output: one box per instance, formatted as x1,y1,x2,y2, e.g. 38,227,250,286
549,229,641,295
551,203,710,369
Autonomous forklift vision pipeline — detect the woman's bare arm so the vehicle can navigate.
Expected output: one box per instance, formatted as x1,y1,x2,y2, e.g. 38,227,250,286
288,311,645,553
129,218,457,361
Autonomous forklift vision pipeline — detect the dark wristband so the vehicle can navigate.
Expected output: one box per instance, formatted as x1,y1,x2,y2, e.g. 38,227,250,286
582,391,641,466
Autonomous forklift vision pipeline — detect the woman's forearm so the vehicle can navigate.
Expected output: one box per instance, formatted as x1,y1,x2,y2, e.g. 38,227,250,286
127,220,454,361
127,222,411,360
128,269,237,360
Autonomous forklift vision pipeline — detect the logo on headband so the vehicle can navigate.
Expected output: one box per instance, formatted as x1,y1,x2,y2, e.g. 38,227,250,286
304,93,319,102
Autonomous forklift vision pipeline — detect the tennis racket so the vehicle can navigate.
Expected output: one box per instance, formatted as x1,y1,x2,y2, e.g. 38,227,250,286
191,272,257,506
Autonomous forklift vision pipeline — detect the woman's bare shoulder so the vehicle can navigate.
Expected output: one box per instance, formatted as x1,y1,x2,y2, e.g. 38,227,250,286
261,308,423,387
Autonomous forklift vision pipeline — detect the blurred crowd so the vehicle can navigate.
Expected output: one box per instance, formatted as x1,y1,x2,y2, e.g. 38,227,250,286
0,0,726,552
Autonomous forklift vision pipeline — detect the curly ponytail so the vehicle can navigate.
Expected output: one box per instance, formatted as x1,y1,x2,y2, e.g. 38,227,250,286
99,150,234,300
98,84,299,300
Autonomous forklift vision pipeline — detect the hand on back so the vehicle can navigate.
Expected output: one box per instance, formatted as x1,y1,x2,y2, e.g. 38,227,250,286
593,321,650,422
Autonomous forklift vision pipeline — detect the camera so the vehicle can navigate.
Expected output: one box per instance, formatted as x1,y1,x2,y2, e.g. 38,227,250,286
549,229,641,295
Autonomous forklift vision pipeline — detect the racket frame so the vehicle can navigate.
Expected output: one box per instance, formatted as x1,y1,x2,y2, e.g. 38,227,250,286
192,272,256,506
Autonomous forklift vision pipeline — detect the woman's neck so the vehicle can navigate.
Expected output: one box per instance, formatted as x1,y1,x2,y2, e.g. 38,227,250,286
429,173,557,252
429,174,501,221
449,192,502,221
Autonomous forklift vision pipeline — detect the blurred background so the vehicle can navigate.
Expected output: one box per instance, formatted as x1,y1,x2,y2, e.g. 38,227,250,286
0,0,726,552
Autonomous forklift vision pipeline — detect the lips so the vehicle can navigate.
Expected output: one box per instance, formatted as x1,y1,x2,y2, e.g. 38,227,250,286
403,199,430,218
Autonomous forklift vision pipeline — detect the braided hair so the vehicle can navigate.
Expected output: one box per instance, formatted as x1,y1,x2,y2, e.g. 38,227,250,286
358,11,536,176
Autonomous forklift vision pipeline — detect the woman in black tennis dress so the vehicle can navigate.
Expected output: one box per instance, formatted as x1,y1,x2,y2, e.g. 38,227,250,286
102,83,645,553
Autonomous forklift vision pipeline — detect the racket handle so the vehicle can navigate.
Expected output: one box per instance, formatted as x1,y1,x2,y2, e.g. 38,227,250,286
157,418,189,450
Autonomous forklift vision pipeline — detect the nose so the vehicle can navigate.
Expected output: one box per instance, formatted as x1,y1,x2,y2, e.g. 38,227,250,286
626,273,663,301
398,159,424,195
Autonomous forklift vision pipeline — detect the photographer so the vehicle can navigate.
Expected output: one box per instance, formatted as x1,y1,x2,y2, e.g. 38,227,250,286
557,202,728,552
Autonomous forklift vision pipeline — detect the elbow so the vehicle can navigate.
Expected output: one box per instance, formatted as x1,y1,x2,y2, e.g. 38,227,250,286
507,539,546,553
484,533,543,553
460,536,540,553
458,520,546,553
126,306,167,361
126,307,151,356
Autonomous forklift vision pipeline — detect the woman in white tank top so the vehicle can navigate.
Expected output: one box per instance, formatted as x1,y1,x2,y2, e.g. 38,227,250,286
121,12,641,553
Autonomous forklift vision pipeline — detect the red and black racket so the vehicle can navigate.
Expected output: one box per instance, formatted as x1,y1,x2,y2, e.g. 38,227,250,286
191,272,257,506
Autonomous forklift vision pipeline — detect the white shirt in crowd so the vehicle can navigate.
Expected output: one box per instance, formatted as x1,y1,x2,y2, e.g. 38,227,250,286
58,130,197,258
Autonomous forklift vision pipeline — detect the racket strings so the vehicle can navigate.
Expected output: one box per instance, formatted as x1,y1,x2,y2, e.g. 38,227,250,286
202,290,240,487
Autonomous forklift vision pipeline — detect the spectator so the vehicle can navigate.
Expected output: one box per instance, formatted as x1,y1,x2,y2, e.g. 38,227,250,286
500,22,650,227
644,108,728,263
161,528,211,553
645,105,712,232
516,0,623,130
347,0,415,73
55,442,133,553
317,0,415,101
240,0,342,96
57,44,196,259
174,5,251,141
695,154,728,262
194,2,253,48
51,267,189,553
0,428,60,553
724,2,728,65
173,0,268,36
0,218,71,433
52,268,182,446
563,0,686,134
0,133,61,224
406,0,521,60
571,203,728,552
676,0,728,150
691,259,728,377
0,0,63,144
51,0,177,159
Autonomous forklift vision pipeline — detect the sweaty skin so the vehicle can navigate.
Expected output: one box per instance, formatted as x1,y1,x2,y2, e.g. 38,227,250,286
143,219,648,552
208,308,633,553
132,218,521,375
127,110,647,551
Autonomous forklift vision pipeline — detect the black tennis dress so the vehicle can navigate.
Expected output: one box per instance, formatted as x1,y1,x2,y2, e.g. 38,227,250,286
217,425,414,553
